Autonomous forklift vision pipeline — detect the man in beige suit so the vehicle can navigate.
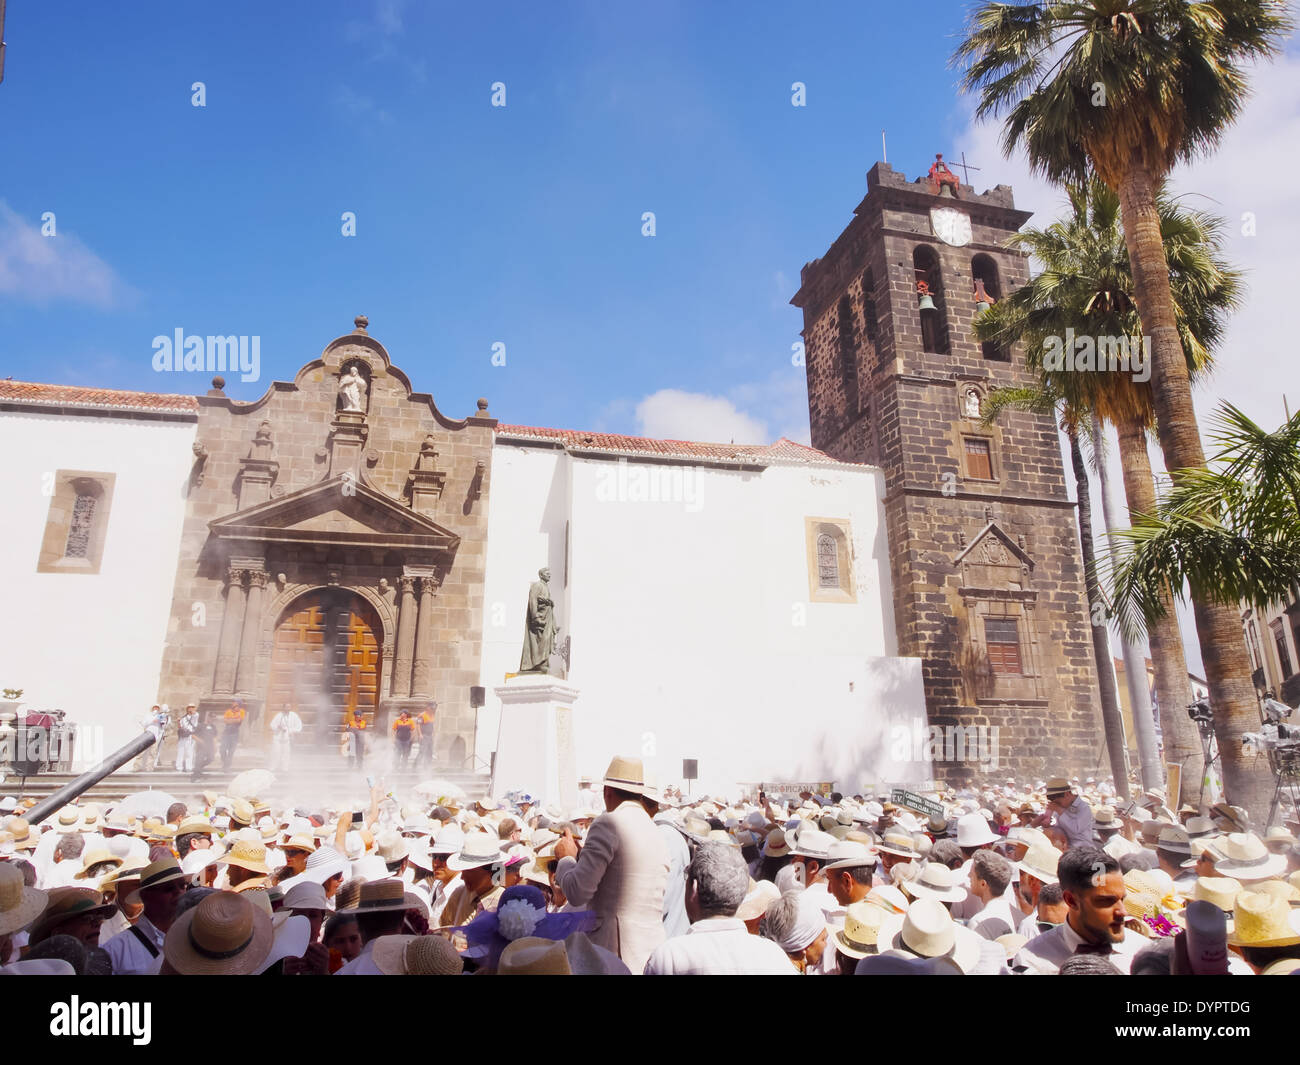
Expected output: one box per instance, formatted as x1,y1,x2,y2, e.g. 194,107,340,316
553,756,670,973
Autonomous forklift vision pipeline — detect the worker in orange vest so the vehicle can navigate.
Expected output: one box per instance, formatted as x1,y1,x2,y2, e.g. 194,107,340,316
417,702,436,768
347,713,369,772
220,700,246,771
392,710,415,769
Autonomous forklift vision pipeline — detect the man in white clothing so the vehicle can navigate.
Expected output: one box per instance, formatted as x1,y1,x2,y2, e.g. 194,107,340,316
643,842,793,975
968,849,1018,940
174,704,199,774
269,705,303,772
1015,846,1141,974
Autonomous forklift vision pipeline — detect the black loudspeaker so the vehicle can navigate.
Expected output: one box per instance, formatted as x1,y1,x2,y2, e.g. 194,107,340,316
470,686,485,708
682,759,698,781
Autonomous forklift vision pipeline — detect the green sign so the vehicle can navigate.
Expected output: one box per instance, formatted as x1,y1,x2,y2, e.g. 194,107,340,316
890,788,944,820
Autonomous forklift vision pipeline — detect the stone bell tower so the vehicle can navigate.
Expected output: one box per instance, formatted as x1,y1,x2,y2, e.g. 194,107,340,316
791,158,1104,783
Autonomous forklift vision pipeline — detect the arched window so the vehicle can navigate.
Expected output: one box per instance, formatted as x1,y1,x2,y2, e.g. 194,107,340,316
64,490,99,559
913,246,949,355
972,254,1009,361
817,533,839,588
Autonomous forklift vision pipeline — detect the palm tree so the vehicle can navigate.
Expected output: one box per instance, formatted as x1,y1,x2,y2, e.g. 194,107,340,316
1112,405,1300,623
974,177,1243,805
954,0,1291,819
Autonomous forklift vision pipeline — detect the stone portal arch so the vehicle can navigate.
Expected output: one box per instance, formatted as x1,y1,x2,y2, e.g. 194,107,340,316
266,588,384,743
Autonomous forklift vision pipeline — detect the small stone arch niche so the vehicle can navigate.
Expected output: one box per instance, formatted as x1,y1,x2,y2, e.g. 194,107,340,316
336,359,373,415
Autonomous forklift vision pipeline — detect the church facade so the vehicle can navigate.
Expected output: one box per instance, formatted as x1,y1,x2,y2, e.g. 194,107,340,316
0,159,1105,794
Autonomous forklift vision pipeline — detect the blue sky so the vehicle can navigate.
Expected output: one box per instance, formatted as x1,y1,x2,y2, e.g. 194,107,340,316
2,0,1009,442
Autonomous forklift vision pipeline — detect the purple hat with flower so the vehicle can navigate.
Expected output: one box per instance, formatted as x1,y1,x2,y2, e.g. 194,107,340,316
456,885,595,971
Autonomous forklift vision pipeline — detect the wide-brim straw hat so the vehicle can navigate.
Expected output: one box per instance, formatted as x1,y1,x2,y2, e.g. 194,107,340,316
954,813,1000,848
125,857,187,905
163,891,274,975
1214,833,1289,881
878,899,981,974
0,863,48,936
3,818,38,852
373,933,465,975
876,831,919,859
1226,891,1300,948
602,755,652,797
336,878,412,915
834,901,888,959
175,816,214,838
221,840,271,875
498,936,571,975
74,851,124,880
446,832,504,872
900,863,968,904
28,886,115,942
736,879,781,923
1016,842,1060,885
1193,876,1242,918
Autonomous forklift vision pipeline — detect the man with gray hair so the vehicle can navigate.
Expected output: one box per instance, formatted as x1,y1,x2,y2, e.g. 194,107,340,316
643,843,793,975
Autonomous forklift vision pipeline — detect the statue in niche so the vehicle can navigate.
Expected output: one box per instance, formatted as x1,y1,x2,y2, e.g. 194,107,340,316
338,364,368,412
964,389,981,418
519,567,562,674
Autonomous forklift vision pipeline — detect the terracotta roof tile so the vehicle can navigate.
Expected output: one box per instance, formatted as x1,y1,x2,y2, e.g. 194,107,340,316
0,379,199,414
495,423,857,467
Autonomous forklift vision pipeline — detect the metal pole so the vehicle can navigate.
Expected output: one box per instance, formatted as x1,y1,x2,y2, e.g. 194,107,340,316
24,730,158,826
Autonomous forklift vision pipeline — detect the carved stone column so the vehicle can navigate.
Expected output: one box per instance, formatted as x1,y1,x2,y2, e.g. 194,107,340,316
213,566,248,694
235,568,268,693
410,572,439,698
392,575,418,698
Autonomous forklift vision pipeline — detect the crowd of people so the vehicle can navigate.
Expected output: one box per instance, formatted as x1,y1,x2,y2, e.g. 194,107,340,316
1,755,1298,976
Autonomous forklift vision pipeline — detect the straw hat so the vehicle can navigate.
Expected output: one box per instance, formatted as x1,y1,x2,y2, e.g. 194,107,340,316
428,825,465,857
74,850,124,881
1252,879,1300,906
0,862,47,936
3,818,37,852
1264,826,1297,854
822,841,876,872
181,849,219,882
446,832,504,872
876,830,919,859
498,936,571,975
163,891,274,975
282,834,316,854
220,839,271,875
1226,891,1300,948
1044,778,1073,798
1093,806,1121,831
55,805,82,831
28,887,114,942
1193,876,1242,914
1214,833,1289,882
125,857,186,905
834,901,887,960
175,816,213,838
229,799,254,828
865,884,909,915
373,934,465,975
602,755,652,798
99,855,148,890
878,898,982,974
736,879,781,923
1019,842,1060,884
376,832,409,865
900,862,968,904
336,878,411,915
955,813,1000,848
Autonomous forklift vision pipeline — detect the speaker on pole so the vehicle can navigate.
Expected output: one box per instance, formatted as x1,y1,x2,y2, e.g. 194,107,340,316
470,686,485,708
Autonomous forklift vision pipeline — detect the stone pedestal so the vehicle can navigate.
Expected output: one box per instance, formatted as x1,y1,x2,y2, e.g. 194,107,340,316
492,674,580,811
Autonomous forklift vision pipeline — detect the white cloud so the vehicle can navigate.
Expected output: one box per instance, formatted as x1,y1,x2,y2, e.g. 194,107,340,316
336,85,394,125
0,202,135,310
634,389,769,444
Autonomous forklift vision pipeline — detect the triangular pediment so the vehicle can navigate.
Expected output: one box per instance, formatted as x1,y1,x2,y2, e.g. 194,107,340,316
209,477,459,552
954,522,1033,569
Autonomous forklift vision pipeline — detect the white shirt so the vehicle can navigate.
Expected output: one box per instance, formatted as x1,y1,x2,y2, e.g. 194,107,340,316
334,938,385,975
970,894,1018,940
270,711,303,737
643,917,795,975
103,915,166,975
1015,918,1141,974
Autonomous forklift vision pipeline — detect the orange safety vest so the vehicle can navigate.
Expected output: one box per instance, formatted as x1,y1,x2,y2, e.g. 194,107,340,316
394,716,412,732
224,708,245,724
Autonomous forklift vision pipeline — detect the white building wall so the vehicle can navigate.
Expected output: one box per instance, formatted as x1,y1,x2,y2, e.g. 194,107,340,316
480,443,927,799
0,410,195,765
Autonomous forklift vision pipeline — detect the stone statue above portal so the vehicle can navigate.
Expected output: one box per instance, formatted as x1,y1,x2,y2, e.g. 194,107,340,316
338,364,368,412
519,567,561,674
